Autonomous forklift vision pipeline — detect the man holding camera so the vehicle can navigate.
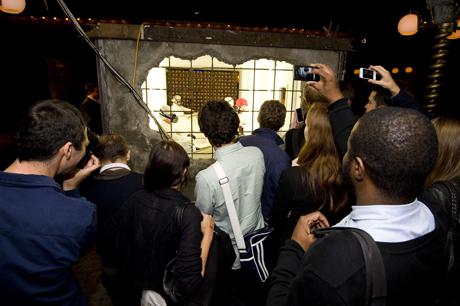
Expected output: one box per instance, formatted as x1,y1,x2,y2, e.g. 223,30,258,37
0,100,100,306
267,64,446,306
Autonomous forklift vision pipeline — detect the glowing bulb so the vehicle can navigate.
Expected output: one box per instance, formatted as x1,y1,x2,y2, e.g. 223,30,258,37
0,0,26,14
398,13,418,36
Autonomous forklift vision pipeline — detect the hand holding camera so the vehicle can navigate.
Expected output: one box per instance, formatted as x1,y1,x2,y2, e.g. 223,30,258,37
291,211,330,252
367,65,401,96
304,63,344,104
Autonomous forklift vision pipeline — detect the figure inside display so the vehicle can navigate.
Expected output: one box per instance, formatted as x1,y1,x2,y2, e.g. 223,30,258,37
157,95,210,153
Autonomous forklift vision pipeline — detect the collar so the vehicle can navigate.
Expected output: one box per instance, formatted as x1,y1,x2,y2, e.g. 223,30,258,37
100,163,131,174
252,128,284,145
214,142,243,160
334,199,436,242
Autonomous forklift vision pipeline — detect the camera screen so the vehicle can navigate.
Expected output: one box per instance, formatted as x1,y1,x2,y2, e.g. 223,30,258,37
362,69,375,79
294,65,319,81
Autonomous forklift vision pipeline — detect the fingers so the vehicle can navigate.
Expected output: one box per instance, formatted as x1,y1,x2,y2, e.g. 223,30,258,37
369,65,388,76
300,211,330,234
82,155,101,173
310,63,333,78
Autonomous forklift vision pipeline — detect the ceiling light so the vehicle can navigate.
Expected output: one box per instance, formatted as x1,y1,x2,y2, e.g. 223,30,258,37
398,13,418,36
0,0,26,14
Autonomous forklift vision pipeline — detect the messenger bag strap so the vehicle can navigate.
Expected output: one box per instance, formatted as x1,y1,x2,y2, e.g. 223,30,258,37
315,227,386,306
212,161,246,250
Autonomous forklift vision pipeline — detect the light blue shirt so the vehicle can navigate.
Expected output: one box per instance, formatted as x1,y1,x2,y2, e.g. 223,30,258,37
194,142,266,269
334,199,436,242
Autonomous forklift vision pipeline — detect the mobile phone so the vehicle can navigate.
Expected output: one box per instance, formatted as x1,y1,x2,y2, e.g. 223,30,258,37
294,65,320,82
295,108,304,122
359,68,377,80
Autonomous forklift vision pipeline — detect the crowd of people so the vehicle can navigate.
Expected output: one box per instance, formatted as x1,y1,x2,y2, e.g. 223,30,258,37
0,63,459,306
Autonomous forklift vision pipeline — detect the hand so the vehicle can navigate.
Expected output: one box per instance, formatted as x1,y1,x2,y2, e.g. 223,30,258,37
291,211,330,252
201,213,214,235
368,65,400,96
307,63,344,103
62,155,101,190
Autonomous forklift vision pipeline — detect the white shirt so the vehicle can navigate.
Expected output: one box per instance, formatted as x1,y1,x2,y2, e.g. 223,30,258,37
99,163,131,174
334,199,436,243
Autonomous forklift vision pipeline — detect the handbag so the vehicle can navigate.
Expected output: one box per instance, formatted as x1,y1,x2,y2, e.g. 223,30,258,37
212,161,274,284
163,205,186,303
314,227,387,306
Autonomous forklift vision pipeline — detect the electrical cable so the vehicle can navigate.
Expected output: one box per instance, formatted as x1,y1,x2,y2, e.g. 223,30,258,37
55,0,169,140
132,22,148,86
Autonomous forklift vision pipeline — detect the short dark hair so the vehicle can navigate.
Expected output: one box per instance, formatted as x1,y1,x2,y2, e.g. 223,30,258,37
144,140,190,191
370,85,391,107
348,107,437,200
93,134,128,162
198,100,239,147
258,100,286,131
16,100,86,162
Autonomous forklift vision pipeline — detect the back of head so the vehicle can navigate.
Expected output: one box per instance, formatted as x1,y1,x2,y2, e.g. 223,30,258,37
16,100,86,162
144,140,190,191
339,80,355,101
258,100,286,131
297,103,346,211
348,107,438,201
301,84,328,111
93,134,128,163
425,117,460,186
198,100,239,147
370,86,391,107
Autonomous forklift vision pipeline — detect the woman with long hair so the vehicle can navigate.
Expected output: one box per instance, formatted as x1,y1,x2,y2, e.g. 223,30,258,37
271,103,349,246
424,117,460,187
114,140,214,306
421,117,460,306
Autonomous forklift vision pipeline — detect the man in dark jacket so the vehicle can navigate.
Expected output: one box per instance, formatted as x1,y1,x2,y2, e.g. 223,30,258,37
267,64,446,306
79,133,143,305
239,100,290,220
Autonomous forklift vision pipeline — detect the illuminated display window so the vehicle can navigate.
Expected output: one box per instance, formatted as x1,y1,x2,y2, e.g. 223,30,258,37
142,56,303,158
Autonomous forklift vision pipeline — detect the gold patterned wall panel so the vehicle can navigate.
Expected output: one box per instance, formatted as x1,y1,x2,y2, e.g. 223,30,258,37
166,69,239,112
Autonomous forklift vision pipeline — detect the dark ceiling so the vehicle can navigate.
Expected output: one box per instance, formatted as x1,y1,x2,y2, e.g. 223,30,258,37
20,0,430,36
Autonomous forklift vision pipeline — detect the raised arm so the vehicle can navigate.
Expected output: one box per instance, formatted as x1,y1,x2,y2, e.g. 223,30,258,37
308,64,357,159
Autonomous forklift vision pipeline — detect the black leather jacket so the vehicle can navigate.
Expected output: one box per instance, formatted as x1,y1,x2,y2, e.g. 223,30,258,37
420,176,460,306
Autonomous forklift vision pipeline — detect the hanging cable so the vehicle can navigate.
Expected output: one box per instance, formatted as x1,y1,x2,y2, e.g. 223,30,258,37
132,22,148,86
55,0,169,140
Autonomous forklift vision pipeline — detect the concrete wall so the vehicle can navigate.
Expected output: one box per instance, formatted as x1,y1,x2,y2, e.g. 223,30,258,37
93,25,350,198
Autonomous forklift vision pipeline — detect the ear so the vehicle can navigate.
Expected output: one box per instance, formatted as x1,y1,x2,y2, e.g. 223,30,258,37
126,150,131,161
61,142,73,160
352,156,366,182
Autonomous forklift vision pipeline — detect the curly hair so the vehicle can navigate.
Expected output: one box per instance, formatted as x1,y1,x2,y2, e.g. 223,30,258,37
16,100,86,162
348,107,438,201
198,100,240,147
144,140,190,191
258,100,286,131
297,103,347,212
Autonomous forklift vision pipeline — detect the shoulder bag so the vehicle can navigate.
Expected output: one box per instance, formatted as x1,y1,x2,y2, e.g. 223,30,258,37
212,161,274,284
